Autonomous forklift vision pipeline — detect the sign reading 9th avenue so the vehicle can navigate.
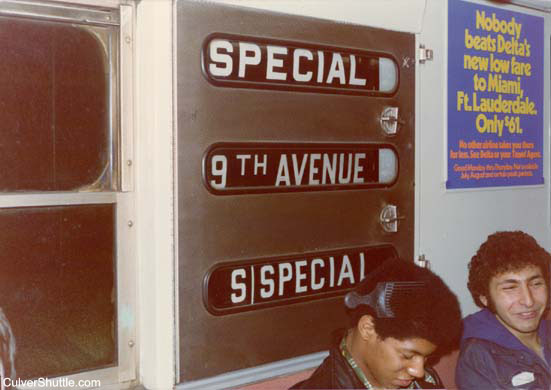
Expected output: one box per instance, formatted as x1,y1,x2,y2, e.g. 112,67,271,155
203,142,399,195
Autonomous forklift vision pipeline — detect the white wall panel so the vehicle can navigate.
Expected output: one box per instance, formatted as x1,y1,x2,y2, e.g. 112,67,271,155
210,0,427,32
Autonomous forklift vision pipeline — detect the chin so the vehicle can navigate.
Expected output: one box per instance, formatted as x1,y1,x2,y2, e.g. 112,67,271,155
509,320,539,333
392,379,413,388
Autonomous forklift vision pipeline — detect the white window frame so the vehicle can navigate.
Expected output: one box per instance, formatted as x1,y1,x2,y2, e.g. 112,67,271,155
0,1,137,388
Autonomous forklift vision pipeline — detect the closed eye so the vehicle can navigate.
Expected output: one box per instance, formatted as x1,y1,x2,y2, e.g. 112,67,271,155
502,285,517,290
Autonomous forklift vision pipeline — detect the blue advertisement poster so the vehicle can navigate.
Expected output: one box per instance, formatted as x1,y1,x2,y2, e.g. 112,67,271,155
447,0,544,188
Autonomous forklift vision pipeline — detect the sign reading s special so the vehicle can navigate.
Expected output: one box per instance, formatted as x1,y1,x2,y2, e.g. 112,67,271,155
447,1,543,188
202,33,399,95
204,245,397,315
203,142,399,194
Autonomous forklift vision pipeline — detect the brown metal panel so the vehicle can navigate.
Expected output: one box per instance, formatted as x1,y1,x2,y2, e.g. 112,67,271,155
177,0,415,382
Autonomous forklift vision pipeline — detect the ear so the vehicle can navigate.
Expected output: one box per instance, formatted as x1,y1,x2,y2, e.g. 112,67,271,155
479,295,488,307
357,314,377,341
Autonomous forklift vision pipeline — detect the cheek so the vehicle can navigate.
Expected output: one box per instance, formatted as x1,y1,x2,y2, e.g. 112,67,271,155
492,292,516,311
534,288,549,304
371,346,398,376
505,296,518,310
382,350,405,372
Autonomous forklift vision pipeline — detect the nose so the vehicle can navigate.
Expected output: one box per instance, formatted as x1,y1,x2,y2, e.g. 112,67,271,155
520,284,535,307
406,356,425,379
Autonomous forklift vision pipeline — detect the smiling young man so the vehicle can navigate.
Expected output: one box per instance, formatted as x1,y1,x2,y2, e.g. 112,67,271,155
456,231,551,390
290,258,462,389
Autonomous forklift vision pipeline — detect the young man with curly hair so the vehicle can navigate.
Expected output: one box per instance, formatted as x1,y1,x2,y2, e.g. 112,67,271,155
456,231,551,390
290,258,462,389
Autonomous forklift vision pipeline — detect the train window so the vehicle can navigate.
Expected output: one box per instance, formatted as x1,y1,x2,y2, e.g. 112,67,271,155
0,17,117,192
0,2,135,386
0,204,116,378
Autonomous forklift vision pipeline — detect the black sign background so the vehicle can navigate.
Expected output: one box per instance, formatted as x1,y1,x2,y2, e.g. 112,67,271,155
202,33,398,96
203,142,399,194
204,245,397,315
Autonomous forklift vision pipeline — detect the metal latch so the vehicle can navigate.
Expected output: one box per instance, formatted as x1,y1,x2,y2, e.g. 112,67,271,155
419,44,433,64
379,204,405,233
416,254,431,269
380,106,403,135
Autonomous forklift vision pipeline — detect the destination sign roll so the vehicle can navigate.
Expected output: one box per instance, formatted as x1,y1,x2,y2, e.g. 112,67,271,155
203,142,399,195
202,33,399,95
203,245,398,315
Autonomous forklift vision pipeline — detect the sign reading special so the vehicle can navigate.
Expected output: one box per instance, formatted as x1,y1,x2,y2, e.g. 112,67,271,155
203,245,397,315
202,33,399,96
447,0,543,188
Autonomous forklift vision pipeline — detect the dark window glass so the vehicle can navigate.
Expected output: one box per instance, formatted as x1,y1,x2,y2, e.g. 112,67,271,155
0,204,116,379
0,17,112,191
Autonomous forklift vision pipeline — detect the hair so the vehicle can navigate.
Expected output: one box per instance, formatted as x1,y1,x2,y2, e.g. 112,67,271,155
468,231,551,308
347,257,462,353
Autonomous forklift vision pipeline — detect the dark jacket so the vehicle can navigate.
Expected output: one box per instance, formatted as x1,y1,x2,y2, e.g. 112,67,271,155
290,345,364,389
290,345,443,389
456,309,551,390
